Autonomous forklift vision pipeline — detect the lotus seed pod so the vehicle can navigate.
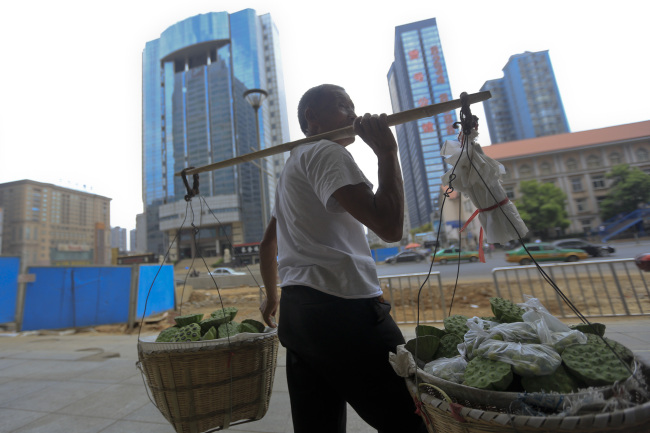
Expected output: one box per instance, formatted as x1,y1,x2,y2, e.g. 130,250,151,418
416,324,447,339
241,319,265,333
239,322,260,334
174,313,204,327
435,334,462,359
156,326,180,342
570,322,606,337
584,334,634,362
521,364,582,394
211,307,238,321
562,342,632,386
405,336,440,364
463,357,513,391
218,321,240,339
199,316,228,333
443,315,469,339
201,326,217,341
171,323,202,342
489,297,524,323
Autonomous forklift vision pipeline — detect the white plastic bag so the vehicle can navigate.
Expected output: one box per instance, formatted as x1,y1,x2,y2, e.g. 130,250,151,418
424,356,467,383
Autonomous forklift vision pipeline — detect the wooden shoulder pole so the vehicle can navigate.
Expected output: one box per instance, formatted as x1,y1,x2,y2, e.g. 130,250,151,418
176,90,490,176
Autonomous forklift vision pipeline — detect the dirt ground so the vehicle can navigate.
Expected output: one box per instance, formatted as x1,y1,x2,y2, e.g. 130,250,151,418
84,270,649,337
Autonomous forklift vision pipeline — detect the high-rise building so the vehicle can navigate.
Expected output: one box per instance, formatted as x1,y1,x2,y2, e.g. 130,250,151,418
481,50,570,144
142,9,290,259
0,180,111,269
388,18,458,230
111,226,127,252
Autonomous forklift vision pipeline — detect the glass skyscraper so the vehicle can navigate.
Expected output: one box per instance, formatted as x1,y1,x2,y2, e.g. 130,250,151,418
142,10,289,258
388,18,458,230
481,50,570,144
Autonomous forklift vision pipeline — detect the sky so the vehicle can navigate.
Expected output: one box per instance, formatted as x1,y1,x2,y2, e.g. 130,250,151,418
0,0,648,235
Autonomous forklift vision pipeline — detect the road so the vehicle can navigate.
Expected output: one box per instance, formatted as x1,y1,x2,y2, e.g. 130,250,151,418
376,240,650,280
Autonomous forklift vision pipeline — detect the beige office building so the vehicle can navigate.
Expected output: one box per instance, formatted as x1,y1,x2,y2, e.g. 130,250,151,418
0,180,112,268
482,120,650,235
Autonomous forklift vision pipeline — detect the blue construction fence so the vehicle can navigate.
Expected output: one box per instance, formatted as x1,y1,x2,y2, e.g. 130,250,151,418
0,258,175,331
371,247,399,262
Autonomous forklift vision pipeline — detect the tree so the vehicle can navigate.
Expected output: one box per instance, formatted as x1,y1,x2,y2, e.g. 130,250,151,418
409,222,432,239
515,180,570,238
599,164,650,221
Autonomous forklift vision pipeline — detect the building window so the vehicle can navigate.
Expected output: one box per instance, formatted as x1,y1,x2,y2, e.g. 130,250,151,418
575,198,587,213
636,148,649,162
519,164,532,177
586,154,601,168
539,162,552,175
596,195,607,210
592,174,606,189
580,219,592,233
609,152,622,165
571,177,583,192
505,186,515,200
566,158,578,171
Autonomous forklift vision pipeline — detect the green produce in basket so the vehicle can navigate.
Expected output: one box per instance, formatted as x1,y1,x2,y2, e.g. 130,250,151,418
521,364,582,394
562,342,632,386
241,319,265,333
489,297,524,323
218,321,240,338
155,326,180,342
416,324,446,339
570,322,606,337
584,334,634,363
199,316,228,333
201,326,217,341
463,357,513,391
405,336,439,363
211,307,238,322
174,313,204,327
172,323,202,342
435,333,462,359
480,316,500,323
239,322,260,334
443,315,469,339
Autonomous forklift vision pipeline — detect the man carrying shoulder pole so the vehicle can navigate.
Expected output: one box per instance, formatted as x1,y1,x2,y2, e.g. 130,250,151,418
260,84,426,433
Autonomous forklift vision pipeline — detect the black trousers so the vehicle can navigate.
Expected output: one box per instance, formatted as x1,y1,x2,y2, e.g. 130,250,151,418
278,285,426,433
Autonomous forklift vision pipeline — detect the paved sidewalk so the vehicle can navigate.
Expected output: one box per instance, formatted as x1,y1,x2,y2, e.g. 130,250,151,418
1,318,649,433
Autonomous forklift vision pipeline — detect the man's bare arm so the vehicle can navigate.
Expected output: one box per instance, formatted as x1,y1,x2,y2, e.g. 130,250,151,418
259,217,279,328
332,114,404,242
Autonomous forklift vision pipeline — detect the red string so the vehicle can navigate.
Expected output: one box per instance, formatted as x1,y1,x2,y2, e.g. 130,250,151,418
459,197,509,263
449,402,467,423
413,396,431,425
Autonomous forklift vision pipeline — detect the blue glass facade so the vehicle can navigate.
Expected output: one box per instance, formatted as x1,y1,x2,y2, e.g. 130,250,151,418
388,18,457,229
481,50,570,143
143,10,276,256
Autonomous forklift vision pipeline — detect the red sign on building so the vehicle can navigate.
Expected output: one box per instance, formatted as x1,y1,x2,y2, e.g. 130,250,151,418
408,49,419,60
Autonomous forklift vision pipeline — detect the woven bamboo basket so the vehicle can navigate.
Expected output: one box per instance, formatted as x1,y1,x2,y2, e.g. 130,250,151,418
137,329,279,433
404,363,650,433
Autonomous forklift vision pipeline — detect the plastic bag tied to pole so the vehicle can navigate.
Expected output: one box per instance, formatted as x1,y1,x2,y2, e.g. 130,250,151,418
441,129,528,246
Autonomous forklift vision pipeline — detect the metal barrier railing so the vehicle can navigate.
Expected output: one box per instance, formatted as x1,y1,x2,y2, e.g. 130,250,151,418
378,272,445,324
492,258,650,319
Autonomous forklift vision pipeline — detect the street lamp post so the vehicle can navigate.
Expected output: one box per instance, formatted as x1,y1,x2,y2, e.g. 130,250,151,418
243,88,269,228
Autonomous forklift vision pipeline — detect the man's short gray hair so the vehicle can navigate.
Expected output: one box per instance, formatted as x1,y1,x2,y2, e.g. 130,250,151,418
297,84,345,136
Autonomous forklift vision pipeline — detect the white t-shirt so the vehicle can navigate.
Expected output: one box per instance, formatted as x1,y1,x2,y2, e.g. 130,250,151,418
273,139,382,299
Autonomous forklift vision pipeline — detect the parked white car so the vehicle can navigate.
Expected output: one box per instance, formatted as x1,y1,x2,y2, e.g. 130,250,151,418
208,267,246,276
